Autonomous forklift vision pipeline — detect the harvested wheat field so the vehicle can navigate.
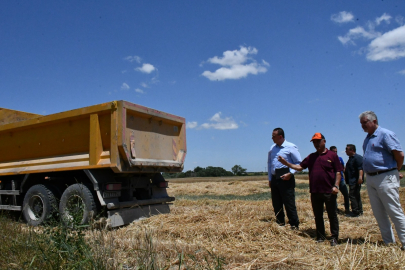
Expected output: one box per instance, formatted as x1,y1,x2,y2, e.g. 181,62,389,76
92,175,405,269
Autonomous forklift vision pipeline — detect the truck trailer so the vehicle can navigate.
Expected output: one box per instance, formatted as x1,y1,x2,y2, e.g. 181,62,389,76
0,100,186,228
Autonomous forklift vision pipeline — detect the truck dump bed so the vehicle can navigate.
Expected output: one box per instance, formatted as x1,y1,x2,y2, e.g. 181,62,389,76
0,101,186,227
0,100,186,175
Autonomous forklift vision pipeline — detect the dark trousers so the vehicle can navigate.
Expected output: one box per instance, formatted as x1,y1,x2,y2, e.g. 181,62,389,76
270,168,299,227
336,181,350,211
349,184,363,215
311,193,339,240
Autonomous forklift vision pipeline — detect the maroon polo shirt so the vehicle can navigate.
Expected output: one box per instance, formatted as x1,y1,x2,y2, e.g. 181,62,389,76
300,149,343,193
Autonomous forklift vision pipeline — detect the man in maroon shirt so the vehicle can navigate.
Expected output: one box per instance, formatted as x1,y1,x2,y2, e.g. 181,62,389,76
278,133,343,246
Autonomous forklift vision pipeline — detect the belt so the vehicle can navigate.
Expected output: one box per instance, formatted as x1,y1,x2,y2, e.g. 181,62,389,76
367,168,396,176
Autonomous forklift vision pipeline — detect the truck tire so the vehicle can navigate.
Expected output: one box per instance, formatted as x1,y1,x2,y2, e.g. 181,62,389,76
59,184,97,226
22,184,58,226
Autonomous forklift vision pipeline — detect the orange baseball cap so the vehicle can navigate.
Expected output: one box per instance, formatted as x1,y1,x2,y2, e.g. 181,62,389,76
310,132,325,141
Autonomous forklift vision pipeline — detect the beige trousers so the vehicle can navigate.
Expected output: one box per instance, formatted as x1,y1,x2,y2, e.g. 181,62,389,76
367,170,405,247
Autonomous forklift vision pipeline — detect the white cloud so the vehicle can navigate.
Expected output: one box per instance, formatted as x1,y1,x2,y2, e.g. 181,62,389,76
331,11,354,24
398,70,405,75
239,121,248,127
135,88,144,93
338,36,353,45
207,46,257,66
338,26,380,45
151,75,159,84
200,112,238,130
121,83,130,90
367,25,405,61
186,121,198,129
140,82,148,88
336,13,405,62
396,16,405,26
375,13,392,25
202,63,267,81
202,46,268,81
124,55,142,63
136,63,156,74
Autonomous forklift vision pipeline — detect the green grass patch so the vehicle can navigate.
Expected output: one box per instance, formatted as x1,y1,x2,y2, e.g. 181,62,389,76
0,212,226,269
0,213,107,269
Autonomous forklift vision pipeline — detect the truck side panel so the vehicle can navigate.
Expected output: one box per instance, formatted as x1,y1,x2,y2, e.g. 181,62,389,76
0,101,186,175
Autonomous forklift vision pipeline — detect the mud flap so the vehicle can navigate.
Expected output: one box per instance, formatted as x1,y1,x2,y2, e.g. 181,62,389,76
107,203,171,228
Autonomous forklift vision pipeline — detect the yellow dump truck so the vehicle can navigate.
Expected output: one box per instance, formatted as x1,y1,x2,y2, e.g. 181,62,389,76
0,101,186,227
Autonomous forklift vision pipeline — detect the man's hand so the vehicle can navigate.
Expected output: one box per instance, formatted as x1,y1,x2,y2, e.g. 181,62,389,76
277,156,304,172
358,178,363,185
400,173,403,179
280,173,292,181
332,186,339,195
278,155,288,165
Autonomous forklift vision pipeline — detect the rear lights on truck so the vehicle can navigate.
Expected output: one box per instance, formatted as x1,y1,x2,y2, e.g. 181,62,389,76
105,183,122,191
158,181,169,188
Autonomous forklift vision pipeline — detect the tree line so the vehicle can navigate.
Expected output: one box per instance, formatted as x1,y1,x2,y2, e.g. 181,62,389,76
162,165,264,178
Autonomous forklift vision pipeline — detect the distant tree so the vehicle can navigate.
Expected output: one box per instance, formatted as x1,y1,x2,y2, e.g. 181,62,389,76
194,166,204,173
163,166,234,178
232,165,247,176
204,166,233,177
193,166,205,176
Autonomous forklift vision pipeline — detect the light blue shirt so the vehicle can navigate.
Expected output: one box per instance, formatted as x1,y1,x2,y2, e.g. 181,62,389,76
268,140,302,181
362,126,403,173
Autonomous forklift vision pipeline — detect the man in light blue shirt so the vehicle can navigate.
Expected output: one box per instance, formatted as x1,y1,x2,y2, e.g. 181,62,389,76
360,111,405,250
268,127,302,229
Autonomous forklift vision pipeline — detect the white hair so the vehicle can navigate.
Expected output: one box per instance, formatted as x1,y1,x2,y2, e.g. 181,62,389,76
359,111,378,124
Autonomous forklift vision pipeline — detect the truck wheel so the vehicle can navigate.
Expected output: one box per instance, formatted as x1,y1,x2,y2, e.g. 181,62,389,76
59,184,97,226
22,184,58,226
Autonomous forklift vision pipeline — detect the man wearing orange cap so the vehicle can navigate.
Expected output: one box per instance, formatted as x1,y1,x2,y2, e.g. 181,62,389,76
278,133,343,246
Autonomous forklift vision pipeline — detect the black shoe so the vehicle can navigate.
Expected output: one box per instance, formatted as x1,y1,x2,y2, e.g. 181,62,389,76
315,238,324,243
290,225,299,230
345,209,351,215
330,239,338,246
345,212,359,217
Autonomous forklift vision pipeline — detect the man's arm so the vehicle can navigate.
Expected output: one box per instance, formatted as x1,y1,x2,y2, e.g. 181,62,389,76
392,150,404,179
278,156,304,171
280,146,303,180
392,150,404,171
340,157,345,173
357,155,364,185
332,172,340,195
358,169,364,184
267,151,272,182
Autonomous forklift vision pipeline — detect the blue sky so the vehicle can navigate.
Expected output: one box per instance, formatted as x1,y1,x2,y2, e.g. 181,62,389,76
1,1,405,172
